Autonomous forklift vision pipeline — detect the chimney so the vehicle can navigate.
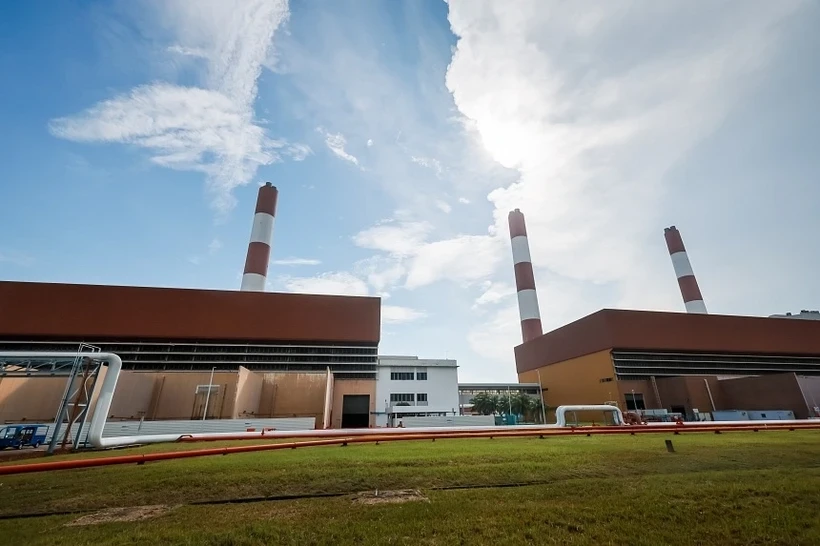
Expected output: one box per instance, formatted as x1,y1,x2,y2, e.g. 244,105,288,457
663,226,707,314
240,182,278,292
508,209,543,342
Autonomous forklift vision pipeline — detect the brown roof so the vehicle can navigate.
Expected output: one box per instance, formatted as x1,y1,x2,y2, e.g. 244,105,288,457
0,281,380,344
515,309,820,374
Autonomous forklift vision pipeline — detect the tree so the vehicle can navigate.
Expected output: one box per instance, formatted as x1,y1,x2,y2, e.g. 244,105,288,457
469,392,499,415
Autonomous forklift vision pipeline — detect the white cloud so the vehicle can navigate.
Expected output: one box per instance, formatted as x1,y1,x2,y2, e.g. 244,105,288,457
353,256,406,293
458,197,470,204
272,257,322,266
443,0,805,344
48,0,304,214
277,268,426,325
366,139,374,147
410,155,443,177
353,220,433,257
317,127,359,166
208,238,223,254
404,234,503,289
434,200,452,214
281,271,369,296
383,305,427,324
350,216,505,291
167,44,208,58
473,281,516,309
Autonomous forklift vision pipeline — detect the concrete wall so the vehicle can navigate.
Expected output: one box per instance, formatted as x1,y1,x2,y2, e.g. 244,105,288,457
233,367,264,419
258,372,327,421
331,378,376,429
519,350,616,421
1,370,373,428
0,366,108,423
108,371,156,419
0,376,69,422
654,376,725,418
720,373,811,418
798,375,820,417
145,371,239,420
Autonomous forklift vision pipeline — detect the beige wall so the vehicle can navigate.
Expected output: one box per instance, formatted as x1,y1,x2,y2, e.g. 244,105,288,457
109,371,155,419
0,366,108,423
519,350,620,422
258,372,327,420
233,367,264,419
330,378,376,428
0,370,369,428
0,376,67,422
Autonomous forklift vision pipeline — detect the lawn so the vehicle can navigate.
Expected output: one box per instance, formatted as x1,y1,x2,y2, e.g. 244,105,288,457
1,431,819,545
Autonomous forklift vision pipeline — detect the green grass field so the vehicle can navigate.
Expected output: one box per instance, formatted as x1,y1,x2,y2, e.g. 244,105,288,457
1,431,819,545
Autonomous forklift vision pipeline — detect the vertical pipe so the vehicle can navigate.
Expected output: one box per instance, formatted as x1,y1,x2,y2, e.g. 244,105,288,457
508,209,543,343
240,182,278,292
664,226,707,314
703,378,716,412
203,367,216,420
536,368,547,425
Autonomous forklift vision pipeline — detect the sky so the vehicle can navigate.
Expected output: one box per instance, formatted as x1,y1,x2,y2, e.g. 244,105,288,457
1,0,818,382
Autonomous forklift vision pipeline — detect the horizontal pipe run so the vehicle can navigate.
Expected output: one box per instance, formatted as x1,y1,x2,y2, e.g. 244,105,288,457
1,423,818,476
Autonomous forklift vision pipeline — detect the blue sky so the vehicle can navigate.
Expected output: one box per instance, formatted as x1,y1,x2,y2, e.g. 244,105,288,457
1,0,818,381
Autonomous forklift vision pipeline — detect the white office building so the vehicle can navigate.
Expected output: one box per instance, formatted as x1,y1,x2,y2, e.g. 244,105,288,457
375,355,459,427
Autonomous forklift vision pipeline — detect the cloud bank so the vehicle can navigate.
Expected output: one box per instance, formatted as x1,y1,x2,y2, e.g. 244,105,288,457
49,0,306,214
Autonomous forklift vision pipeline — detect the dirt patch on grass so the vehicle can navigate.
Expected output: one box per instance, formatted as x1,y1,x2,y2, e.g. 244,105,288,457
352,489,429,505
66,505,174,526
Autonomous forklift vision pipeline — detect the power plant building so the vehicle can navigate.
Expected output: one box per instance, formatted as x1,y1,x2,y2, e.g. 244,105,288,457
0,281,381,427
516,309,820,419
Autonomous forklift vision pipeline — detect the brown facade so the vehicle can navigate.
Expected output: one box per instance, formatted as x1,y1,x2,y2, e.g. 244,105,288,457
0,281,380,344
516,309,820,374
720,374,812,418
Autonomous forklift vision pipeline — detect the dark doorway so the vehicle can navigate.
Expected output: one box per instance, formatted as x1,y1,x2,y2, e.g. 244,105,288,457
625,393,646,411
342,395,370,428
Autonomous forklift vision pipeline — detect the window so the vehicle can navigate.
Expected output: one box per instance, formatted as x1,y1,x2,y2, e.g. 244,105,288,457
390,393,414,403
416,372,428,380
416,393,428,406
391,372,414,380
625,393,645,411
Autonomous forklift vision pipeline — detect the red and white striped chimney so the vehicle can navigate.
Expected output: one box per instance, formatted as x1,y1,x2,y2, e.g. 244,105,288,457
508,209,543,343
663,226,707,314
240,182,278,292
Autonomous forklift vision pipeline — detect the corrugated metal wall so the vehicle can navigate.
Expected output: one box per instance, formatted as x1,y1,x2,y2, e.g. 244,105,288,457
397,415,495,428
9,417,316,445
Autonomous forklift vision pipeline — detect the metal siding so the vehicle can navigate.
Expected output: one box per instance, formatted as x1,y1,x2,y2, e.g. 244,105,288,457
21,417,317,445
398,415,495,428
516,309,820,374
0,281,380,344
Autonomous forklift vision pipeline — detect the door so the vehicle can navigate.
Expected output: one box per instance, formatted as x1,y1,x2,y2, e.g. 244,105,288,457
341,395,370,428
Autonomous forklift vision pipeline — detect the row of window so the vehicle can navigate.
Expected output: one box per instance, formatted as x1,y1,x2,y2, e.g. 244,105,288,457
390,393,428,403
390,371,427,381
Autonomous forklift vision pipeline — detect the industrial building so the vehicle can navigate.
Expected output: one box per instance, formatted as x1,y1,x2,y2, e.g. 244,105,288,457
374,356,459,427
0,280,381,428
515,309,820,420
